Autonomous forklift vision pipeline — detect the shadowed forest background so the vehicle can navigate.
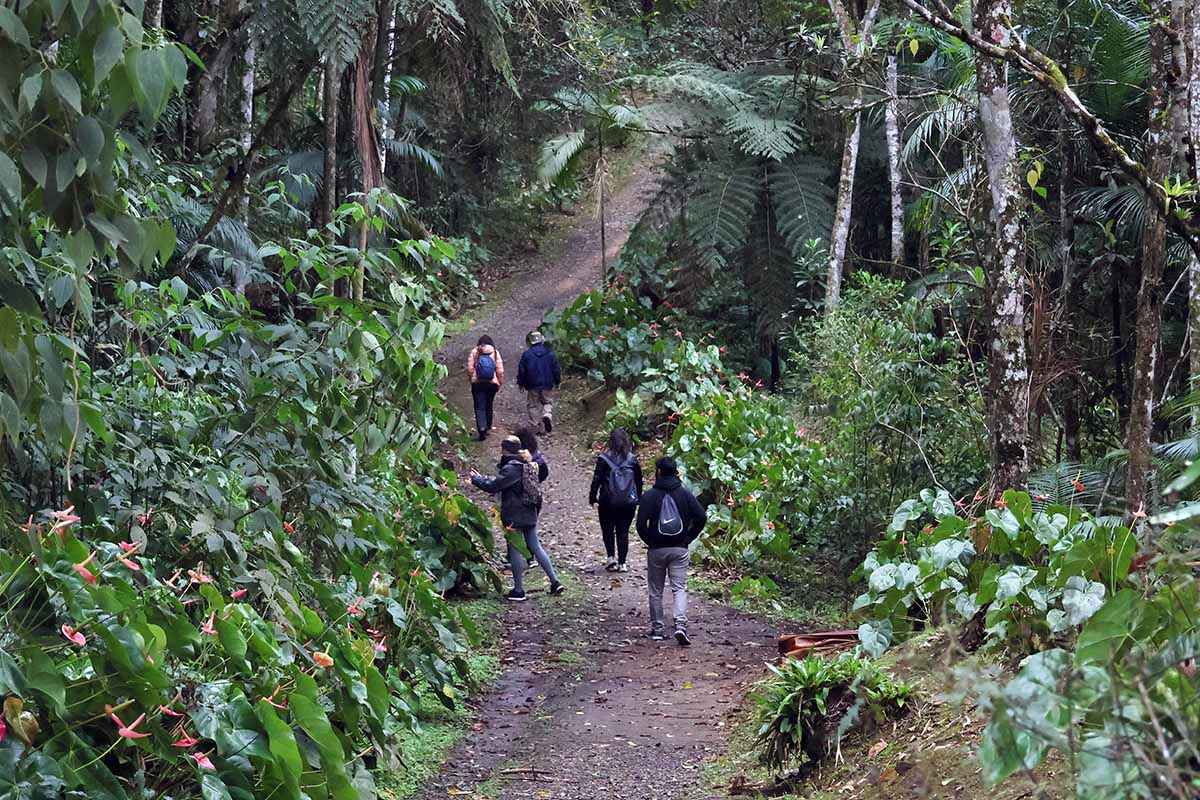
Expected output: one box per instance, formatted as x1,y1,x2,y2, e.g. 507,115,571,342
1,0,1200,798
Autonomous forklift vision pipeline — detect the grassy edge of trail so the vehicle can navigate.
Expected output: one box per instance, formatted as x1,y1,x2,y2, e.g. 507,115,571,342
376,596,504,800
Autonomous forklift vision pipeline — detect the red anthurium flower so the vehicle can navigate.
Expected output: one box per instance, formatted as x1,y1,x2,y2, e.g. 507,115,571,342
283,520,295,535
973,493,985,503
51,505,81,536
194,751,215,770
173,735,198,747
1034,494,1049,501
164,568,183,589
74,552,98,584
0,716,6,743
737,372,749,381
119,541,140,553
725,496,735,508
110,710,151,739
373,640,387,653
159,705,185,718
118,556,141,571
265,687,287,710
954,499,965,509
61,625,86,646
347,598,364,616
674,329,683,339
230,589,248,599
313,651,334,668
899,538,908,546
188,564,212,585
1072,479,1085,492
200,612,217,636
766,521,776,530
995,497,1008,510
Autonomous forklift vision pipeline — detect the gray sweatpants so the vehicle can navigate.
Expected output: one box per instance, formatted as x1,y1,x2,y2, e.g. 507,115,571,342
647,546,690,633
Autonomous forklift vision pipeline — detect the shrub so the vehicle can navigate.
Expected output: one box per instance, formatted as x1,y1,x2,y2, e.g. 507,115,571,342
754,652,911,772
853,489,1138,657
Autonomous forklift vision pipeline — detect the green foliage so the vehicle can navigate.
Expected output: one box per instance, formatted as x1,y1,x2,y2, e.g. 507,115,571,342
753,652,911,773
855,489,1138,656
604,387,651,440
786,276,988,557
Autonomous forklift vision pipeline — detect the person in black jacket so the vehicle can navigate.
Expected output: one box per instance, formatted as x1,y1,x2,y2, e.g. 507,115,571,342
589,428,642,572
636,457,707,645
515,427,550,483
470,436,564,602
516,330,561,433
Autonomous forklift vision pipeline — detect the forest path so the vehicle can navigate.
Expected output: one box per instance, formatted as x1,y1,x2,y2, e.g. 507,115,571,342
426,151,778,800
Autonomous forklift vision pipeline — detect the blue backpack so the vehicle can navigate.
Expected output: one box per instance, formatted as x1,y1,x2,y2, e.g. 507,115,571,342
476,351,497,381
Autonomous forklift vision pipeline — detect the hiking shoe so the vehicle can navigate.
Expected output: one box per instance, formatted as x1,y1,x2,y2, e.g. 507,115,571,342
542,416,552,433
675,629,692,647
478,430,488,441
650,632,666,641
505,589,527,602
549,582,565,596
617,563,629,573
604,557,618,571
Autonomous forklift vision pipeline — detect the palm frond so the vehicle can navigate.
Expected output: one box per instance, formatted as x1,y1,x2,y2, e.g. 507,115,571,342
536,130,588,185
385,139,444,177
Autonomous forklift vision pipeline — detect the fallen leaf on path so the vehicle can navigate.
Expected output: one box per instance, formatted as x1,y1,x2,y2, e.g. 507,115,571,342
868,740,888,758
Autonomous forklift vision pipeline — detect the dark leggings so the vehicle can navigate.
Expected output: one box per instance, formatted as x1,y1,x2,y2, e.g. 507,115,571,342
471,382,498,434
598,502,636,564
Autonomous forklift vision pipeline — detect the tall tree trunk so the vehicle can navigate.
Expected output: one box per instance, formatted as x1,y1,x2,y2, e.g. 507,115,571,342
352,28,384,302
1187,1,1200,426
235,29,255,221
144,0,163,28
826,113,861,310
1125,0,1186,514
975,0,1030,493
824,0,880,313
321,57,341,230
885,54,905,268
1056,10,1081,460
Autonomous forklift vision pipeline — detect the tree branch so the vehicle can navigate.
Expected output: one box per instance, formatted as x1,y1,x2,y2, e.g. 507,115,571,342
900,0,1200,262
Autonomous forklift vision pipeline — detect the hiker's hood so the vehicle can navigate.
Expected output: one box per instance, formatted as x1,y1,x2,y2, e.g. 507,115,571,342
653,475,682,492
499,450,533,468
476,344,496,356
526,343,551,357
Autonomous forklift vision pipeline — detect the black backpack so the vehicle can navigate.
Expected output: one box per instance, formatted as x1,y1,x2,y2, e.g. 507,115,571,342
600,453,639,508
657,490,686,538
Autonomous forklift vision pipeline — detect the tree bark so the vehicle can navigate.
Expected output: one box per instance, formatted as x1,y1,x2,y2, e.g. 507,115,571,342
974,0,1030,493
885,54,905,268
1187,1,1200,426
321,57,342,229
824,0,881,312
1126,0,1187,513
144,0,163,28
235,28,255,221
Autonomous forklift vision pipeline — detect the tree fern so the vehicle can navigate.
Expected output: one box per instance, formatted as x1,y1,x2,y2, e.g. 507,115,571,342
768,157,834,257
686,156,762,270
296,0,375,66
724,110,804,161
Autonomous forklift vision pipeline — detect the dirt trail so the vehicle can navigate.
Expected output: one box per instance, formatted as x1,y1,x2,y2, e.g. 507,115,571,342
427,153,777,800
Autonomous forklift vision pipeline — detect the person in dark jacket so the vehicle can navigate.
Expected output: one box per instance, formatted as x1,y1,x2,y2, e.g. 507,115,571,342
589,428,642,573
516,330,561,433
471,436,563,601
636,457,707,645
515,427,549,483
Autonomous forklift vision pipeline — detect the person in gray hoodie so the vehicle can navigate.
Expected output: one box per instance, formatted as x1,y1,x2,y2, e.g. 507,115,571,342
471,436,564,601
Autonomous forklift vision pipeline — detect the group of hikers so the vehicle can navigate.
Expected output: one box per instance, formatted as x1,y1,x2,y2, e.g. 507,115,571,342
465,331,708,645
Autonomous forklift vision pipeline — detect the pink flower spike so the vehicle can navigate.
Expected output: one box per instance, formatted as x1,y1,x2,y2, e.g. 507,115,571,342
74,552,98,584
113,711,151,739
194,751,215,770
119,541,140,553
159,705,185,718
188,564,213,585
373,639,387,653
221,606,235,621
0,716,5,743
172,735,198,748
265,687,287,709
61,625,86,646
230,589,248,599
118,556,141,571
347,598,365,616
200,611,217,636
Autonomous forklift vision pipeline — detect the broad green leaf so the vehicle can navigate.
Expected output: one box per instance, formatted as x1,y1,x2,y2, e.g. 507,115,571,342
93,25,125,85
1061,575,1105,625
19,73,41,112
51,70,82,114
0,7,29,48
255,702,303,800
857,619,892,657
994,565,1036,603
0,152,21,211
289,695,359,800
77,117,105,165
20,147,47,189
928,537,974,570
985,508,1020,538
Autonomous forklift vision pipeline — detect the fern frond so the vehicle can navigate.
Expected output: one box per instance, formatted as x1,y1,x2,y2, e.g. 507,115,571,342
686,156,762,271
385,139,444,177
297,0,374,66
536,130,588,184
723,110,804,161
768,157,834,253
389,75,428,97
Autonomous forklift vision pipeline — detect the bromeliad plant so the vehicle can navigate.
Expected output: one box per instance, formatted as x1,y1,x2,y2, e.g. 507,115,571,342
853,489,1139,657
754,652,911,772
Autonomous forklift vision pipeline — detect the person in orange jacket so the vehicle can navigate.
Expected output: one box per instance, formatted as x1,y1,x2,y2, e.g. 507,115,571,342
466,335,504,440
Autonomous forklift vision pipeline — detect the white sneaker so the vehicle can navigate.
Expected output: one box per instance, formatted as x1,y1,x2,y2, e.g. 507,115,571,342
604,557,618,571
617,563,629,573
